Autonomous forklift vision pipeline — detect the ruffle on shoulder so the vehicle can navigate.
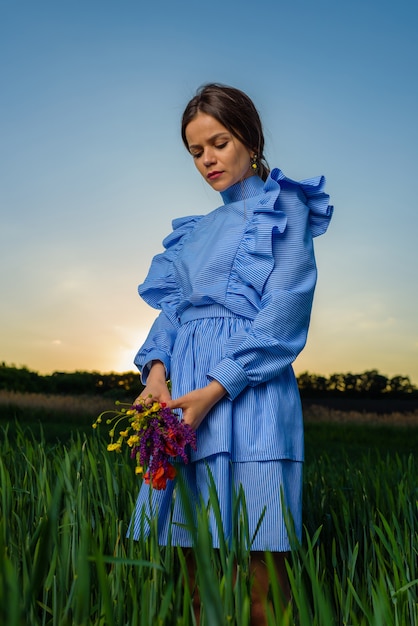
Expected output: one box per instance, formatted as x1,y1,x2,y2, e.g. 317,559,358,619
230,173,286,299
270,168,333,237
228,168,333,305
139,215,203,310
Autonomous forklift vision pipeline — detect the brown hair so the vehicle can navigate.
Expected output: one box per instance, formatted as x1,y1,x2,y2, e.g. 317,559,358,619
181,83,270,181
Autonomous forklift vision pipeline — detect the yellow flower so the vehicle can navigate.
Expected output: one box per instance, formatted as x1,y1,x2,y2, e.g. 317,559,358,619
119,429,130,438
135,465,143,475
127,435,140,447
131,419,145,431
140,402,160,417
107,442,122,452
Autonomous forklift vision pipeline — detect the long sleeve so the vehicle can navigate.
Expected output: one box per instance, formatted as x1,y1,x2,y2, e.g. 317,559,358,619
133,214,203,383
134,310,179,383
207,173,331,400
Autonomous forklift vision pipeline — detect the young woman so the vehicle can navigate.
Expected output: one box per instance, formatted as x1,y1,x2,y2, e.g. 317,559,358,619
130,83,333,624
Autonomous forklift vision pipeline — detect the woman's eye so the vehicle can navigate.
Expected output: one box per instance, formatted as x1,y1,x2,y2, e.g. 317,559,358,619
191,151,203,159
215,142,228,150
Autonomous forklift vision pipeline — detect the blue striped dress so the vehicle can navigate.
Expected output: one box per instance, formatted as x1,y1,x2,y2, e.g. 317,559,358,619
129,169,333,551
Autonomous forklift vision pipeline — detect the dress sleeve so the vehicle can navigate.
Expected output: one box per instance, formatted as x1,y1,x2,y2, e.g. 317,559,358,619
207,169,333,399
133,215,203,383
133,311,178,383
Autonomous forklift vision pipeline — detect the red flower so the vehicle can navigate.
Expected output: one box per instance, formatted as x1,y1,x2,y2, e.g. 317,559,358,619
164,427,185,457
144,462,177,490
164,440,177,457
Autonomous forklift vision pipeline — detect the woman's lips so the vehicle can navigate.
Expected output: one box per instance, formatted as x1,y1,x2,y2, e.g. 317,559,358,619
207,171,223,181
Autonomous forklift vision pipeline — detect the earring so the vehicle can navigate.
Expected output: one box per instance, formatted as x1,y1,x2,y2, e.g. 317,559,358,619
250,154,258,171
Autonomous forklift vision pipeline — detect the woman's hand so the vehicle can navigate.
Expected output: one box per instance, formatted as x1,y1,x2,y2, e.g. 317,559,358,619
133,360,171,406
167,380,226,431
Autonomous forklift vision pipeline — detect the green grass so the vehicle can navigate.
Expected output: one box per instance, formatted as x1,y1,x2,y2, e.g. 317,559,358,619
304,421,418,462
0,400,417,625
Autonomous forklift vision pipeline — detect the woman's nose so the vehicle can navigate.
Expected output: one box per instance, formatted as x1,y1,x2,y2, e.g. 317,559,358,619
203,147,216,165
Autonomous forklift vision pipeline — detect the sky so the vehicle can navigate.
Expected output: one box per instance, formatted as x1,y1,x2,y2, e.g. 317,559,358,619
1,0,418,384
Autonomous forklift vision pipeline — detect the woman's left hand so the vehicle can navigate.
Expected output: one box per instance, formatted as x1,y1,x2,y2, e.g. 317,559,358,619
167,380,226,431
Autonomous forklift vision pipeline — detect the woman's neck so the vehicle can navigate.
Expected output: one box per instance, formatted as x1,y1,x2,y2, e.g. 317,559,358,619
220,174,264,204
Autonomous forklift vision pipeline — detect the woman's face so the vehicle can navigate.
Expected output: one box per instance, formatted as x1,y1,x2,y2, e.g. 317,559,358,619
185,112,254,192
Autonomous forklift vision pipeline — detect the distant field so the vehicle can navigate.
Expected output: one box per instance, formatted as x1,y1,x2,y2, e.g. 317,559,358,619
0,389,116,414
1,390,417,459
0,390,117,441
304,402,418,426
1,390,417,421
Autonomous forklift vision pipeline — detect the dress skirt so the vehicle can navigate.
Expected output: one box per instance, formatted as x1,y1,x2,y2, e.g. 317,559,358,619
129,311,304,552
128,454,302,551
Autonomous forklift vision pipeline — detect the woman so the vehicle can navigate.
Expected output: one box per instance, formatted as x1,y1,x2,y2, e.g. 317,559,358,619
130,83,333,624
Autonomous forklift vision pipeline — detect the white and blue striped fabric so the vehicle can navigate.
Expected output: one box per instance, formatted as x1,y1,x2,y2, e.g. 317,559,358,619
129,455,303,551
130,168,333,550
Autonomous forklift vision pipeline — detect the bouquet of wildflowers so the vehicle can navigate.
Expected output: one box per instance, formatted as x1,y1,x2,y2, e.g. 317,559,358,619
93,399,196,490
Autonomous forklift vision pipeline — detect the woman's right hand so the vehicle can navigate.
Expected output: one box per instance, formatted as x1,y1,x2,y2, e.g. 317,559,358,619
133,360,171,406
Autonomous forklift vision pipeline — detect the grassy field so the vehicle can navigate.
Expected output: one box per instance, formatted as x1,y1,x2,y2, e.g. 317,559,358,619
0,392,417,625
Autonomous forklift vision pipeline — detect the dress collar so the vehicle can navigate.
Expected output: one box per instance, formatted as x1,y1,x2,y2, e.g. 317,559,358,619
220,175,265,204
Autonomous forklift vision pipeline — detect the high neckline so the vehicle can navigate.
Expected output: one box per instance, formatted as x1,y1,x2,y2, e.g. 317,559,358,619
220,175,265,205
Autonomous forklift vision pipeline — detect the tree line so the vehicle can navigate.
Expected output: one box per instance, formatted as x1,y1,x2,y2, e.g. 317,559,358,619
0,363,143,398
297,369,417,397
0,363,416,399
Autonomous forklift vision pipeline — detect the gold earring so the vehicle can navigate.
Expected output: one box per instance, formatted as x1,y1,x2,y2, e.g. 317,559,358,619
251,154,258,171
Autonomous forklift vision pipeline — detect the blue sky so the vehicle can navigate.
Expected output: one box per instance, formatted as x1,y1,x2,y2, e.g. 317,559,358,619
1,0,418,383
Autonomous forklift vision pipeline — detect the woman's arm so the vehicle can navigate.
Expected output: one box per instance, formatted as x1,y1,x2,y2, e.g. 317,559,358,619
167,380,226,431
208,194,319,400
134,360,172,405
134,309,180,383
